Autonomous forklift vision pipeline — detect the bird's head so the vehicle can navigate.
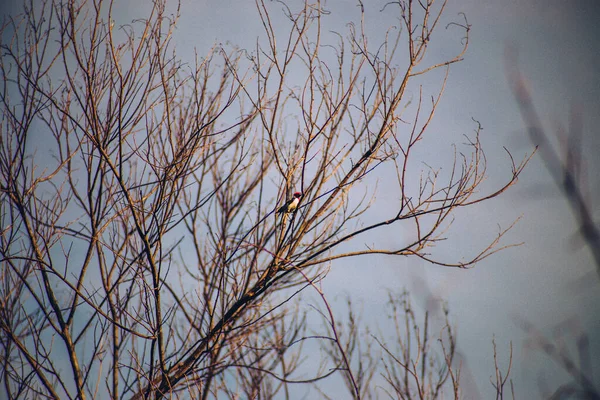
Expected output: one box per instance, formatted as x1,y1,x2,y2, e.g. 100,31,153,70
293,192,302,199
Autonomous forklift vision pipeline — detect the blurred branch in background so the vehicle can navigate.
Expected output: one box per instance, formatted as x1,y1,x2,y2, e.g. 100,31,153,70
505,47,600,279
514,315,599,399
505,48,600,399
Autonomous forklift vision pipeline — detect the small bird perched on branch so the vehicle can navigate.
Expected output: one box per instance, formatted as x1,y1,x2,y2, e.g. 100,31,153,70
277,192,302,214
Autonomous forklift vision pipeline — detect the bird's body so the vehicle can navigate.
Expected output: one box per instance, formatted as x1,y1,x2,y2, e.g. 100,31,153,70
277,192,302,214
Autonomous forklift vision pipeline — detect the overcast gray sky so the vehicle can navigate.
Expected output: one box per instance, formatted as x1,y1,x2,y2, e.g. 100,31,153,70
172,1,600,397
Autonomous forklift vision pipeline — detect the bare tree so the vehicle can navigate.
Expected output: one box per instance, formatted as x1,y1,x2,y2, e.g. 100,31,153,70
316,289,517,399
0,0,530,398
317,292,462,400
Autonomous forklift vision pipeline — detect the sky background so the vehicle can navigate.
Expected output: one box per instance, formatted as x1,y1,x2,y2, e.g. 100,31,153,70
173,0,600,397
2,0,599,398
170,1,600,398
